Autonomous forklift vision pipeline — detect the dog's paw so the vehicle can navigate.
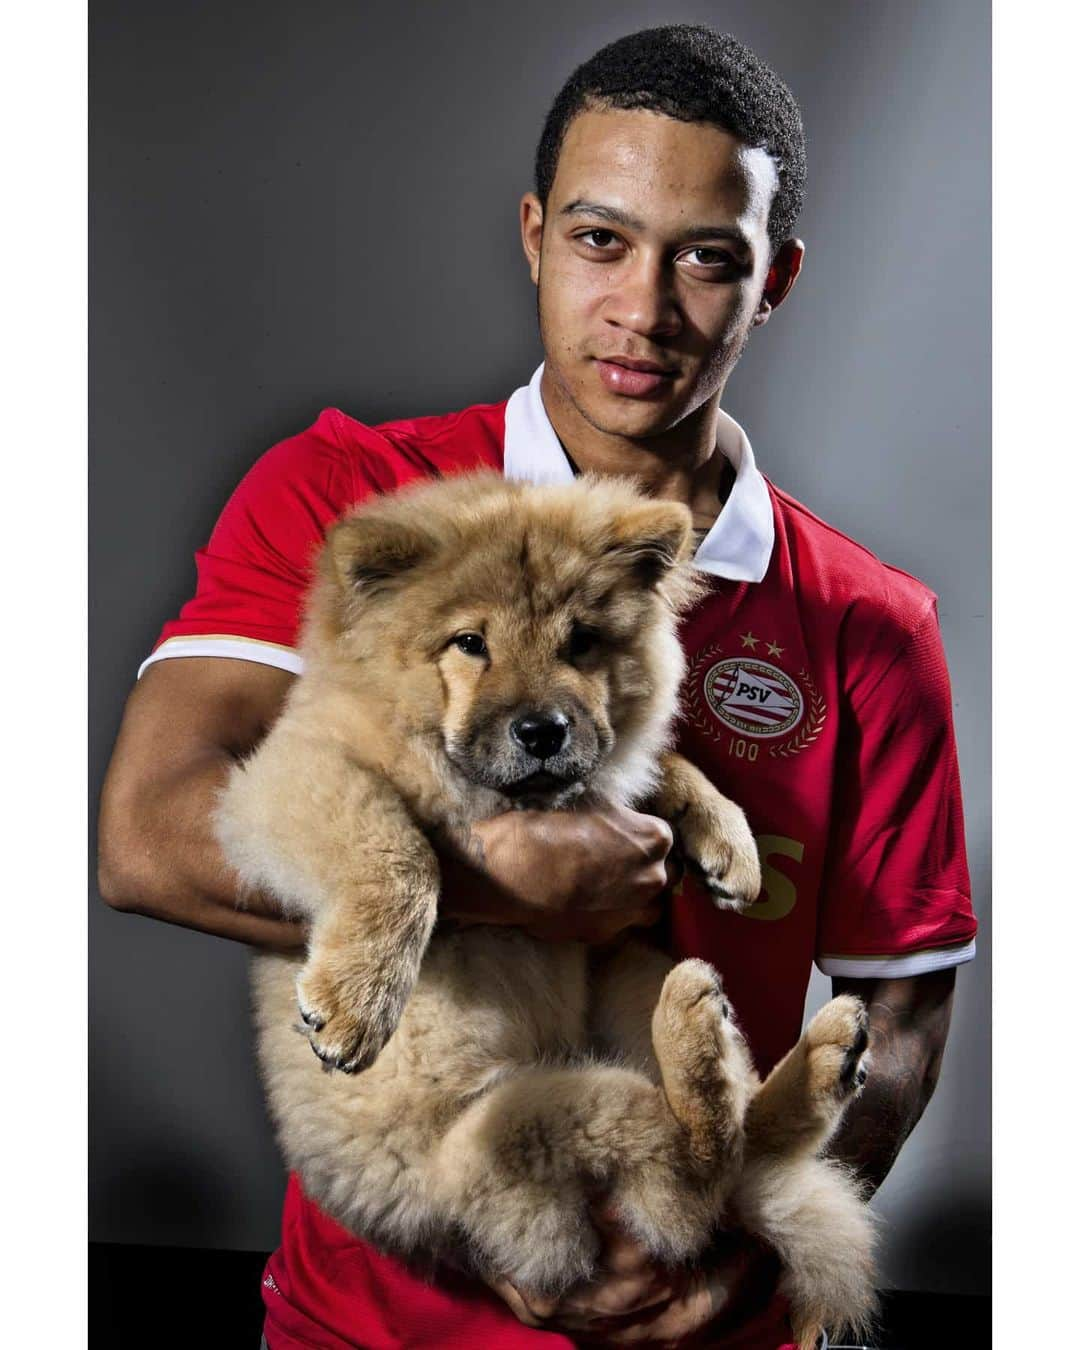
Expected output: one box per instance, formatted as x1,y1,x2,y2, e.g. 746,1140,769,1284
295,958,408,1075
652,959,754,1160
804,995,871,1102
677,795,761,911
657,958,732,1029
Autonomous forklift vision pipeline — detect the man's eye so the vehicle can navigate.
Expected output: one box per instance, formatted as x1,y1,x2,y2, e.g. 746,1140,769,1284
453,632,488,657
578,229,619,250
679,247,735,271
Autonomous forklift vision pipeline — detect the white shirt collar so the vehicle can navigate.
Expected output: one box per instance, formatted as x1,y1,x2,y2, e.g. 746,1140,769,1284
503,364,774,583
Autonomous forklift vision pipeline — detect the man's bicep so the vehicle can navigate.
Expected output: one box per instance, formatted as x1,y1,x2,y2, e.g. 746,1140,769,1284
133,656,295,756
98,658,304,942
101,657,295,828
831,969,956,1018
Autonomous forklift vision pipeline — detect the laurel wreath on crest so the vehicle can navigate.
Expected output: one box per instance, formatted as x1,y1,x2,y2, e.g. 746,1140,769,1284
769,668,827,759
681,655,721,738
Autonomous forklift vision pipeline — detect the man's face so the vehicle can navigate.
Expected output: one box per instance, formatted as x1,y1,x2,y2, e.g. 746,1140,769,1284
522,107,784,441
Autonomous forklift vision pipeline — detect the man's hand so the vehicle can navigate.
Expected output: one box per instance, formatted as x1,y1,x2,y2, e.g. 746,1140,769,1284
487,1204,777,1346
440,805,678,943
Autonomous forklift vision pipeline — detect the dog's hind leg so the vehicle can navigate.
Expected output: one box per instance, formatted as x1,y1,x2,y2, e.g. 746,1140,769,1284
743,995,870,1162
589,944,758,1152
649,959,757,1166
589,953,757,1240
733,998,878,1349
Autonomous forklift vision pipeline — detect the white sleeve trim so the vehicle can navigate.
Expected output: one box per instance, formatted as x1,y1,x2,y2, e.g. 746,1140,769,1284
138,636,305,679
816,939,976,979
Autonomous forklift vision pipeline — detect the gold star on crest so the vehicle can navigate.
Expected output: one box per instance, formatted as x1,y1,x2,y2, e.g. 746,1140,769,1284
767,641,784,657
740,631,759,650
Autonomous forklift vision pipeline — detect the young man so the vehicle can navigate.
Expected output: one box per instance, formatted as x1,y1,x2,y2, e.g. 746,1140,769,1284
99,26,976,1350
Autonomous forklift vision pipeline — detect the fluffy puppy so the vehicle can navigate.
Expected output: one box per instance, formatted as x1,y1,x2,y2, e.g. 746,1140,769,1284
216,472,877,1349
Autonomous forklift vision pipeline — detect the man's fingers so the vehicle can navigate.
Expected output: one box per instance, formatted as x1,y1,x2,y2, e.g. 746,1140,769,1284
578,1237,774,1344
663,850,685,890
560,1269,675,1318
488,1277,558,1327
542,1205,673,1320
597,1226,654,1275
637,860,672,902
596,1269,718,1344
634,811,674,861
590,1199,665,1278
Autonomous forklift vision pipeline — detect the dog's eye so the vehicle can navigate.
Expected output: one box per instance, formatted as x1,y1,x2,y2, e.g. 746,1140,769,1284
567,624,600,660
453,632,488,658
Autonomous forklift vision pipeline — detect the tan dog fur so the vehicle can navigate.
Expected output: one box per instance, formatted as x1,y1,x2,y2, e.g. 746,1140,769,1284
216,473,877,1348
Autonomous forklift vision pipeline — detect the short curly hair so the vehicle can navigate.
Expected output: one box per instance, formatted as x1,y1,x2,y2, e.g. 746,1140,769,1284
535,26,806,252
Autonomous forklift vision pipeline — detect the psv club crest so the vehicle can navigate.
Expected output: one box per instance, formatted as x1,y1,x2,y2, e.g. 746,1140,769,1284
684,633,827,761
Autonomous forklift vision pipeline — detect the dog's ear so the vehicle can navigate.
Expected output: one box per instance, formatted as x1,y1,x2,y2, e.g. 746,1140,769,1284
605,500,694,587
324,512,438,599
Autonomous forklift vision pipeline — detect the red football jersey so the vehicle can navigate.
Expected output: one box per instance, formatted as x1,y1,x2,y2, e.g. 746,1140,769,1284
145,367,976,1349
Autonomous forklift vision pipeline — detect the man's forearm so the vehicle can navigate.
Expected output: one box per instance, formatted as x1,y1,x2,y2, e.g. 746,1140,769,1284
98,746,306,950
825,969,956,1195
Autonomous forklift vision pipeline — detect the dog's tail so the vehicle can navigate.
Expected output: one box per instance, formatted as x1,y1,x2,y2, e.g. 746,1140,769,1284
734,1153,880,1349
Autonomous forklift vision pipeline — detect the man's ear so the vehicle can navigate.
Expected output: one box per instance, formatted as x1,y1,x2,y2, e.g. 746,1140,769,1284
324,513,437,599
520,192,544,286
752,237,805,328
605,500,694,587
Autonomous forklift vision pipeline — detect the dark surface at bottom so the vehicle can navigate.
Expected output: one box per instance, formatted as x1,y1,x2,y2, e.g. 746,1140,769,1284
89,1242,990,1348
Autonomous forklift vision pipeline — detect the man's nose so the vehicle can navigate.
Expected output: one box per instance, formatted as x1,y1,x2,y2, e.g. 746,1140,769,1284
510,711,570,760
604,254,682,339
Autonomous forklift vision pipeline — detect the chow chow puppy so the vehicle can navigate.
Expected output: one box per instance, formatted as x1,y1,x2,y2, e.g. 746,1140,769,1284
216,472,877,1349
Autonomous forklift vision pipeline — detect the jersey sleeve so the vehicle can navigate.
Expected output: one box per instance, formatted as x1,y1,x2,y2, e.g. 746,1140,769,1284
139,410,372,678
815,598,977,978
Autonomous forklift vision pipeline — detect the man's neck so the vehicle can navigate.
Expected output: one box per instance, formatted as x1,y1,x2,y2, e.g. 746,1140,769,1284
539,366,732,530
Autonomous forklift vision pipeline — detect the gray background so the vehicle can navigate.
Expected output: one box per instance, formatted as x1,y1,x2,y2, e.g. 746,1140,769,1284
91,0,990,1297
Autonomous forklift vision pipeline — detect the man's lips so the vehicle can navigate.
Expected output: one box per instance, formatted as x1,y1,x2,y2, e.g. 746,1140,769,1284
594,356,678,398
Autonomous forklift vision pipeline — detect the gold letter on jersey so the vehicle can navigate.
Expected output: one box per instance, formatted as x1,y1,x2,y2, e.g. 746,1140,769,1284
743,834,804,921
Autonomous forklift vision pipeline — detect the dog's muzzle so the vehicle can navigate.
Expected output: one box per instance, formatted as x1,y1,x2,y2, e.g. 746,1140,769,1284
446,703,604,805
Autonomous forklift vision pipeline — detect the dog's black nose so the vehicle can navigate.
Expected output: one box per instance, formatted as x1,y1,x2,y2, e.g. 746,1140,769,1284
510,711,569,760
